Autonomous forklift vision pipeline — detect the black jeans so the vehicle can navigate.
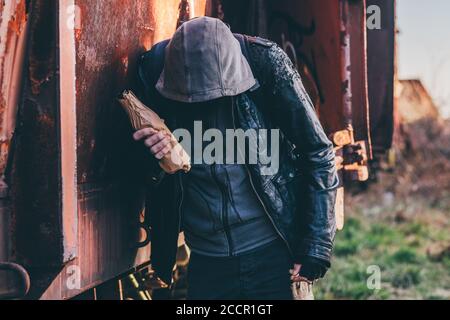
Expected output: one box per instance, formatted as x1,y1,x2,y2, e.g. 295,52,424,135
187,239,293,300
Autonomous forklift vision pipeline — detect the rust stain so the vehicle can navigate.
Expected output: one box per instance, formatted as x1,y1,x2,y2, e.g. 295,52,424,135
7,2,27,35
0,0,27,112
28,0,56,95
0,0,28,175
177,0,191,28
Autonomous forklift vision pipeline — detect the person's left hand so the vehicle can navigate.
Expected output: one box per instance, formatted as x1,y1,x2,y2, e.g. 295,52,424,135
290,264,312,283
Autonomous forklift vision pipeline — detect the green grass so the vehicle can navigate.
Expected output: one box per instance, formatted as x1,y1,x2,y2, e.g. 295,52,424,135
314,201,450,300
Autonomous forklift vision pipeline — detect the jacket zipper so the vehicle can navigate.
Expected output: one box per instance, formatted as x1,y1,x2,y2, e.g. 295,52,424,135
211,165,234,256
231,96,293,257
178,173,184,234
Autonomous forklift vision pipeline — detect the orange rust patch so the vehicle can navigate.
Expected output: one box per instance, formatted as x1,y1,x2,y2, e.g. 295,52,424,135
8,1,27,35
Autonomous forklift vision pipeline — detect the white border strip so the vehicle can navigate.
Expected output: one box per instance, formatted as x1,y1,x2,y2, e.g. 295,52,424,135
59,0,78,262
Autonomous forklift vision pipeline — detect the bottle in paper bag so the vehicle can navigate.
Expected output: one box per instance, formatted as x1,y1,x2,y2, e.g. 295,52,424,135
118,90,191,174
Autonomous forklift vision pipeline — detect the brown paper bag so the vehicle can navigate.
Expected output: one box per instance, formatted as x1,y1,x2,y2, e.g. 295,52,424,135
292,282,315,300
118,90,191,174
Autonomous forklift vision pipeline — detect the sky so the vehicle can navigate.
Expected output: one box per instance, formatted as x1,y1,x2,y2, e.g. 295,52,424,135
397,0,450,118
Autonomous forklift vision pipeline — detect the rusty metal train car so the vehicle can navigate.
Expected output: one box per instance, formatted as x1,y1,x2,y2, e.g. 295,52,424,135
0,0,396,300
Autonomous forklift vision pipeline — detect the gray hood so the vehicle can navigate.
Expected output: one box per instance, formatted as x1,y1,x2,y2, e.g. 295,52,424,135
155,17,256,103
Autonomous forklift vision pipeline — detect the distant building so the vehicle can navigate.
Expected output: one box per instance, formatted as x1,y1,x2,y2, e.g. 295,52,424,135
397,80,440,124
394,79,443,153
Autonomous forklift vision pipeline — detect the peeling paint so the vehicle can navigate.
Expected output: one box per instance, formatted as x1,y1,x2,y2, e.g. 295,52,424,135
0,0,28,176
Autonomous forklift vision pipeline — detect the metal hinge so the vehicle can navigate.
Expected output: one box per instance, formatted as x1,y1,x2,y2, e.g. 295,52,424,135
329,125,370,231
331,125,369,182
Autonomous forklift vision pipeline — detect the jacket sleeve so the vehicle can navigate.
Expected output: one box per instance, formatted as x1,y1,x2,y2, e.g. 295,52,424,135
135,50,167,187
251,42,339,264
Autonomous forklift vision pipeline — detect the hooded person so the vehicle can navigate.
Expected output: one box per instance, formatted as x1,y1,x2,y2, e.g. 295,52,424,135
133,16,339,300
156,16,257,102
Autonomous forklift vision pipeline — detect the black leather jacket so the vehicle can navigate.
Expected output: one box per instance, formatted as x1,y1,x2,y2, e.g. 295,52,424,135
137,36,339,285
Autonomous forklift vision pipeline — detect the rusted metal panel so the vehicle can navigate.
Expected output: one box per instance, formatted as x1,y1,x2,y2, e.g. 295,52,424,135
6,0,207,300
348,0,372,149
39,184,149,299
339,0,353,128
367,0,396,153
211,0,268,37
0,1,29,291
3,0,67,300
266,0,345,135
39,0,209,299
9,0,62,271
74,0,202,185
0,0,28,177
37,0,167,299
